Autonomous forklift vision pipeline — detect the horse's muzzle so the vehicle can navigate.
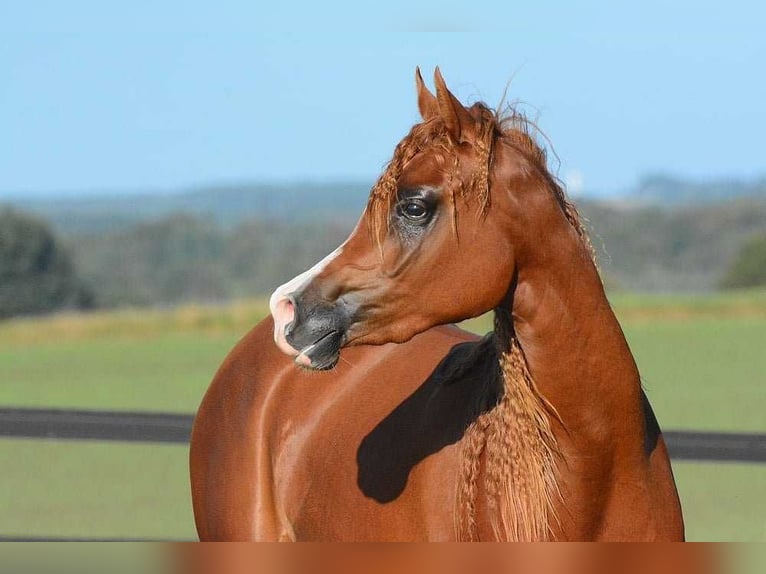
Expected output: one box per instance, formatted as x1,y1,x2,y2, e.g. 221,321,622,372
271,292,353,370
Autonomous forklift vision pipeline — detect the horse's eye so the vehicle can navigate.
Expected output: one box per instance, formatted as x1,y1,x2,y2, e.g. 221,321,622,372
402,199,428,220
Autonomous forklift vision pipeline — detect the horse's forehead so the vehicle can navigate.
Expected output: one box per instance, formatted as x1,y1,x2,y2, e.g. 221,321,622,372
397,149,448,188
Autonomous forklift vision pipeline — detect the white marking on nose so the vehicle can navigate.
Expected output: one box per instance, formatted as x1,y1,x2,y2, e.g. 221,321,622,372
269,246,344,357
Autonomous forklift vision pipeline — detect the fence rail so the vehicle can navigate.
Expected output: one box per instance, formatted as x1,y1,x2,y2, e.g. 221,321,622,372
1,407,765,463
0,407,191,444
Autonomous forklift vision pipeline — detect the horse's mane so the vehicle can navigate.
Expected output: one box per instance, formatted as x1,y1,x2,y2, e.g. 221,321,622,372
496,109,595,261
368,102,593,260
369,102,594,541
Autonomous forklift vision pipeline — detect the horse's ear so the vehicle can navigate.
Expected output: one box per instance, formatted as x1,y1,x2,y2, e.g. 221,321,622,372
434,67,475,143
415,67,438,121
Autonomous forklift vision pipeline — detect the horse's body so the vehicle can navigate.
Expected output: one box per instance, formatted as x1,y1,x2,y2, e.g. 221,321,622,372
191,320,681,541
190,69,684,541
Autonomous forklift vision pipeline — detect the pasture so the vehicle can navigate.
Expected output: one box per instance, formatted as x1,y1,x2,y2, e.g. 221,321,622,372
0,291,764,541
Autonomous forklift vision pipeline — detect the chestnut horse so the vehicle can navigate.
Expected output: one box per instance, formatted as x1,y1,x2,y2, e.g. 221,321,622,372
190,69,684,541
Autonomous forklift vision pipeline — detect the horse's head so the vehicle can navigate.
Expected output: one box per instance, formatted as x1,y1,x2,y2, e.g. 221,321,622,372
270,68,563,370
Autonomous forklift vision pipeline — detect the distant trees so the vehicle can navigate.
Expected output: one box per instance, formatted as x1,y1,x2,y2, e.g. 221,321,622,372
720,234,766,289
4,188,766,320
581,198,766,291
0,209,93,319
71,215,229,307
69,214,353,308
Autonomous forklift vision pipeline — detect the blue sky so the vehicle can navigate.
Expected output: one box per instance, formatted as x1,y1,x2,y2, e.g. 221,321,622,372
1,1,765,197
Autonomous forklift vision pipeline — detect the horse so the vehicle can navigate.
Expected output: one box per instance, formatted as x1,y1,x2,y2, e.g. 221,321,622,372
189,68,684,541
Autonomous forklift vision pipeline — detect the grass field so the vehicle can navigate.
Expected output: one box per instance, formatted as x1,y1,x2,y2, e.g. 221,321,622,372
0,290,764,540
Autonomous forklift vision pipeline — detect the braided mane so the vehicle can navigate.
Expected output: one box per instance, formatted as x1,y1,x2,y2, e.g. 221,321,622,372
367,103,592,256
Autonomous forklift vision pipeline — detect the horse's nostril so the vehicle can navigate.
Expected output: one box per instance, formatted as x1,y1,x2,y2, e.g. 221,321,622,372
284,317,295,337
274,296,296,332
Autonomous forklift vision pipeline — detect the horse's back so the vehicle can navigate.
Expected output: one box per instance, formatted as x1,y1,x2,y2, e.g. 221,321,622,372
190,316,480,541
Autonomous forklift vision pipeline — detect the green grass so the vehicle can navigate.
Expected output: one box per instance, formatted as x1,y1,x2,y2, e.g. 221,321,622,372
611,288,766,318
672,462,766,542
0,438,196,540
625,318,766,432
0,291,764,540
0,333,236,413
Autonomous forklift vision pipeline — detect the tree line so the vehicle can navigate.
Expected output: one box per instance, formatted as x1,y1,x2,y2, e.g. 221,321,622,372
0,209,93,318
1,200,765,319
67,214,352,309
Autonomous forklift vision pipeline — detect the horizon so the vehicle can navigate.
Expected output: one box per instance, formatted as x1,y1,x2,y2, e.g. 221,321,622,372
4,170,766,204
2,2,765,199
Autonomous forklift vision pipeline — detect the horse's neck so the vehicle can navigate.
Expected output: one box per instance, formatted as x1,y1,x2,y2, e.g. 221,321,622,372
510,211,644,447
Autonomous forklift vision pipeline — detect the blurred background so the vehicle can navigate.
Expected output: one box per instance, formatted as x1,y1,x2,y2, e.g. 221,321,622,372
0,1,764,542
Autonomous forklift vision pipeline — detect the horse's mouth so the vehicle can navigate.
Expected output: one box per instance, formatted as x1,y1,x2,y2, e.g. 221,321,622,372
295,330,343,371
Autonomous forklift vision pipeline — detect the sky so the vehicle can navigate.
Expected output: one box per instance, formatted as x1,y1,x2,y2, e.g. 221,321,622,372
1,1,765,198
